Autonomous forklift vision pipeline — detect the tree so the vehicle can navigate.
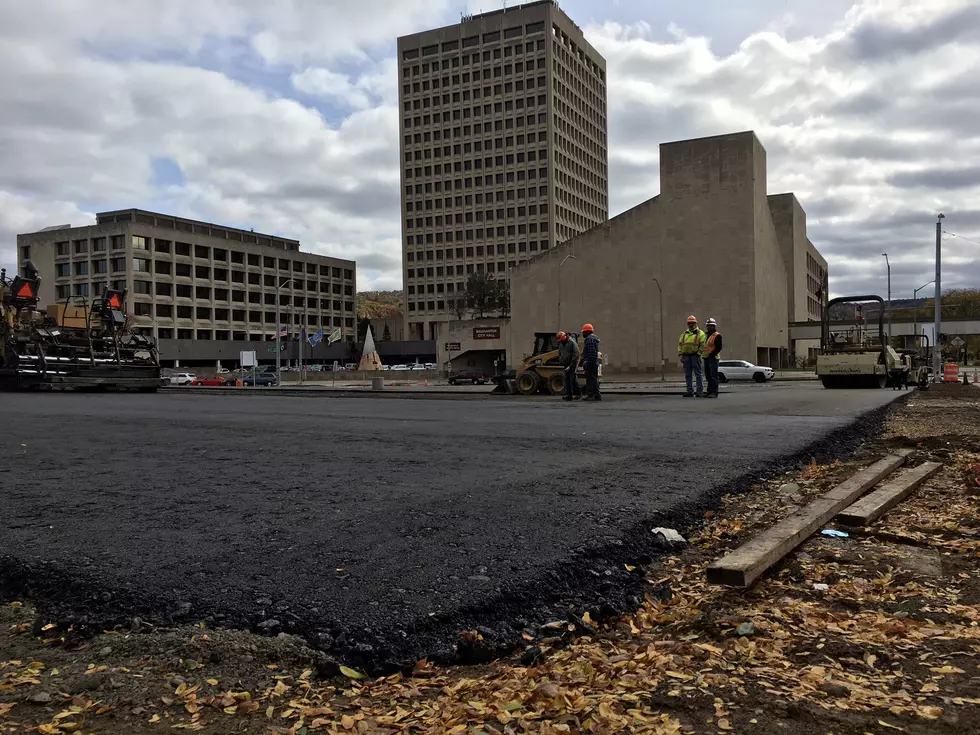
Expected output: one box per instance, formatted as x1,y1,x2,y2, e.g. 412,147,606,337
448,293,467,320
357,316,371,342
465,273,509,318
382,322,391,341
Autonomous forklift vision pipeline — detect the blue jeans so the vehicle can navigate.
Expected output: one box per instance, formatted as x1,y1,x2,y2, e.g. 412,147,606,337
584,361,600,396
682,354,703,394
704,357,719,395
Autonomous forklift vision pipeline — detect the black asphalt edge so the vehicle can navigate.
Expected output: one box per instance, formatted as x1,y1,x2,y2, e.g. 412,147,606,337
0,391,909,677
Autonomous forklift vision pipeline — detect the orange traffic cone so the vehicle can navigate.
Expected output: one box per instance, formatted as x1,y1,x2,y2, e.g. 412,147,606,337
974,369,978,384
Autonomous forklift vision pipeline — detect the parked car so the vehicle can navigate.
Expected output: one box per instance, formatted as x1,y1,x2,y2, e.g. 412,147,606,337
410,364,427,371
390,364,409,371
449,369,487,385
243,372,278,386
717,360,774,383
189,376,230,387
169,373,196,386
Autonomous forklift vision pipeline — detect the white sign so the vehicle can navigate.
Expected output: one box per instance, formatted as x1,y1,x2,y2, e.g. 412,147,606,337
951,337,965,347
240,350,257,367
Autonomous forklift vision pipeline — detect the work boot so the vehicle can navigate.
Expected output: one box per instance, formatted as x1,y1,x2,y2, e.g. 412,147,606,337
574,394,583,400
562,395,574,401
695,391,704,397
593,394,602,401
682,392,693,398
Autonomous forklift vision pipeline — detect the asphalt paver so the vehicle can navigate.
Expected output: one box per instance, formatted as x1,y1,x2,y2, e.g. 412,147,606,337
0,384,906,670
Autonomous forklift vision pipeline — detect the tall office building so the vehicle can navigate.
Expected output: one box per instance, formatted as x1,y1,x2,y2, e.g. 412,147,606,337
398,0,608,340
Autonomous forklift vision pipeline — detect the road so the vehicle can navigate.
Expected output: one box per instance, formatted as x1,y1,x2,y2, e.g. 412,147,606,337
0,384,906,669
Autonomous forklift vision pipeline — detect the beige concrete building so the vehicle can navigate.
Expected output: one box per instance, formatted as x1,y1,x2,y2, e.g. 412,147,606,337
17,209,356,365
398,0,608,341
507,131,828,371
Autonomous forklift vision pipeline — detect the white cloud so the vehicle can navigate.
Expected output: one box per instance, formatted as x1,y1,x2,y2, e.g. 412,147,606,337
2,0,980,298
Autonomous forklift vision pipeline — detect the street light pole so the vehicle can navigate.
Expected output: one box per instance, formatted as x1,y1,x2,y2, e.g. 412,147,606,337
881,253,891,345
275,278,294,387
934,215,944,379
912,279,934,348
652,278,665,381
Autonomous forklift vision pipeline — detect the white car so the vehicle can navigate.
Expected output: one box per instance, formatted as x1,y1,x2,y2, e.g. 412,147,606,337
390,364,409,371
717,360,774,383
169,372,196,386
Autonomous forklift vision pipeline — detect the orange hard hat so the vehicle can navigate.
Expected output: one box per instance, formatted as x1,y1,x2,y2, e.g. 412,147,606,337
556,331,567,341
581,323,594,332
686,315,697,323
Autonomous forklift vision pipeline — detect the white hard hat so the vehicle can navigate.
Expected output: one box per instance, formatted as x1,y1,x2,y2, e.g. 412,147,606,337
705,317,717,326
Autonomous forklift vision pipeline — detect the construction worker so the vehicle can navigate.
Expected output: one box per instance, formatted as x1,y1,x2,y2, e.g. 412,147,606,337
581,323,601,401
701,317,723,397
678,315,706,397
556,331,581,401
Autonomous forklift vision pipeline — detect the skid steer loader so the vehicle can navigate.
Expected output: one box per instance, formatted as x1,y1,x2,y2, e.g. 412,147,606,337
491,332,601,395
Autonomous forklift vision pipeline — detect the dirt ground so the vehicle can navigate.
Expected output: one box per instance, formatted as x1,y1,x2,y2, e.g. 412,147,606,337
2,384,979,734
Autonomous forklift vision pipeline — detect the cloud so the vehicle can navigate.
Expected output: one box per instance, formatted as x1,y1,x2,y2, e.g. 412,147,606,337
2,0,980,299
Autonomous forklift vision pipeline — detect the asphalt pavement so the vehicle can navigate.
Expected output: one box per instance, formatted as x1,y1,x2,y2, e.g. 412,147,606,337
0,384,907,670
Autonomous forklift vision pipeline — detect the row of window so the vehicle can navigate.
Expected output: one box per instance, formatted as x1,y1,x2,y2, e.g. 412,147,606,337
402,62,548,101
155,319,353,341
405,221,551,244
54,281,353,310
406,257,539,281
407,241,547,264
552,24,605,83
553,65,605,121
407,201,549,223
403,102,549,130
404,127,543,149
402,37,547,70
54,237,353,279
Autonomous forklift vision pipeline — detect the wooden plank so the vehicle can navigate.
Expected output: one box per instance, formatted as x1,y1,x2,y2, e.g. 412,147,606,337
706,450,911,587
837,461,941,526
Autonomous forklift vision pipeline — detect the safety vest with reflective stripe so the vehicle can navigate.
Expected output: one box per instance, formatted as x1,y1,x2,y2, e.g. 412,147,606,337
678,328,705,355
701,332,721,359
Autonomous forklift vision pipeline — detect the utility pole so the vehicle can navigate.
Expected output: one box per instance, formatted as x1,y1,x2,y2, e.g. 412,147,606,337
275,278,294,387
652,277,665,381
557,253,575,329
881,253,891,344
933,214,944,379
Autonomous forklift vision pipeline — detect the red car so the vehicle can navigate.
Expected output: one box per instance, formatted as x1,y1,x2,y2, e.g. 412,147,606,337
189,377,230,387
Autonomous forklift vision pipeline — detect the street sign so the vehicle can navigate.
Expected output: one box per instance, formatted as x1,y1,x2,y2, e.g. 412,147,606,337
445,342,461,351
240,350,257,367
951,336,965,347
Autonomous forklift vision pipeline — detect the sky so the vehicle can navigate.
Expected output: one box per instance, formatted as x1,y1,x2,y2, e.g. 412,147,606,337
2,0,979,299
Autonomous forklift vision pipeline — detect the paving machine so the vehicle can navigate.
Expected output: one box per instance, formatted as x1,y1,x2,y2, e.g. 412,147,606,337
816,294,911,389
0,263,161,392
491,331,601,395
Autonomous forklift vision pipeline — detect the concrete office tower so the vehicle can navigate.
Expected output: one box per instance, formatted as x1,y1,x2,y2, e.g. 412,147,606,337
397,0,608,341
508,131,828,371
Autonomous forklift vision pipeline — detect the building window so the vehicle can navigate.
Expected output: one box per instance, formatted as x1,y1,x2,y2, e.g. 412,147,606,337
56,242,70,256
55,263,71,277
92,259,107,274
132,235,148,250
133,280,151,294
134,302,152,316
74,261,88,276
73,240,88,254
56,285,69,300
133,258,151,273
72,282,89,297
110,235,125,250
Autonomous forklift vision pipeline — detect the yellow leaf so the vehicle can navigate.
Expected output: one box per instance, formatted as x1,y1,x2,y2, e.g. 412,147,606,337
206,678,219,686
339,665,366,680
231,691,251,701
583,611,595,626
266,706,275,719
718,718,733,731
0,703,15,716
930,666,966,675
341,714,356,729
149,714,161,724
666,671,692,681
878,721,905,732
919,706,943,719
223,706,237,715
624,564,636,572
7,602,22,607
273,680,290,697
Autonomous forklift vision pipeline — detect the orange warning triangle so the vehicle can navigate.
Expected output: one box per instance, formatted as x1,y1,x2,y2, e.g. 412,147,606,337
16,282,34,299
108,294,121,309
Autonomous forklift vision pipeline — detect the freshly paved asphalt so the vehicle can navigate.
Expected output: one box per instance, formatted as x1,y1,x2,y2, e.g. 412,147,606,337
0,384,905,668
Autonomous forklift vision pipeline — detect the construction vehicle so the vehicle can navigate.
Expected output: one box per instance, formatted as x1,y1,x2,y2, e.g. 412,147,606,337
0,263,162,392
816,295,911,389
492,332,601,395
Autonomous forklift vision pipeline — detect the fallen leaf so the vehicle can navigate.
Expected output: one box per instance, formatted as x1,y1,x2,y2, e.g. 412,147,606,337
718,718,733,731
339,665,366,680
238,700,260,714
878,721,906,731
341,714,356,729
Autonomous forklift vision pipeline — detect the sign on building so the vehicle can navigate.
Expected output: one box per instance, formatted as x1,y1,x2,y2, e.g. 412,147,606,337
445,342,461,352
473,326,500,340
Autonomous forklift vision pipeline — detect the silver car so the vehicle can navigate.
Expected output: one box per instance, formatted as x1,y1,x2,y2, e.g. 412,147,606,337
717,360,774,383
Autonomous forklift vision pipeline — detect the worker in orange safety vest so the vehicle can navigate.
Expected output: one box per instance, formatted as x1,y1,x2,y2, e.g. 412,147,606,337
700,317,723,398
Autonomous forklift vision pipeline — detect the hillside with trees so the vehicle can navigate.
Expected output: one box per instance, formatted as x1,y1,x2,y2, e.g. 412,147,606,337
356,291,402,320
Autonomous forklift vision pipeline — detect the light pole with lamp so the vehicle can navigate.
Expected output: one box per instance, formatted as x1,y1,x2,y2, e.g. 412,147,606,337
275,278,294,386
912,279,934,349
934,214,944,380
881,253,891,345
652,277,665,381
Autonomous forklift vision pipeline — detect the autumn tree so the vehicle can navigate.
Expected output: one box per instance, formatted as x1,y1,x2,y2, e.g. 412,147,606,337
464,273,508,318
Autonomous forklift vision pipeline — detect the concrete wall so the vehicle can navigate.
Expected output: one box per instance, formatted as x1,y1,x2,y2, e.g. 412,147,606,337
437,318,509,375
767,193,807,323
508,131,818,372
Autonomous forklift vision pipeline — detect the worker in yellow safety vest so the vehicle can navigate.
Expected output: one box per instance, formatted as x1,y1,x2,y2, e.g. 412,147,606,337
678,315,706,397
700,317,723,398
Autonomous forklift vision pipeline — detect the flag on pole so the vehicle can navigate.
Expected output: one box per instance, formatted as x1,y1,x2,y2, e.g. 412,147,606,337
277,326,288,338
308,328,324,347
327,327,342,344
